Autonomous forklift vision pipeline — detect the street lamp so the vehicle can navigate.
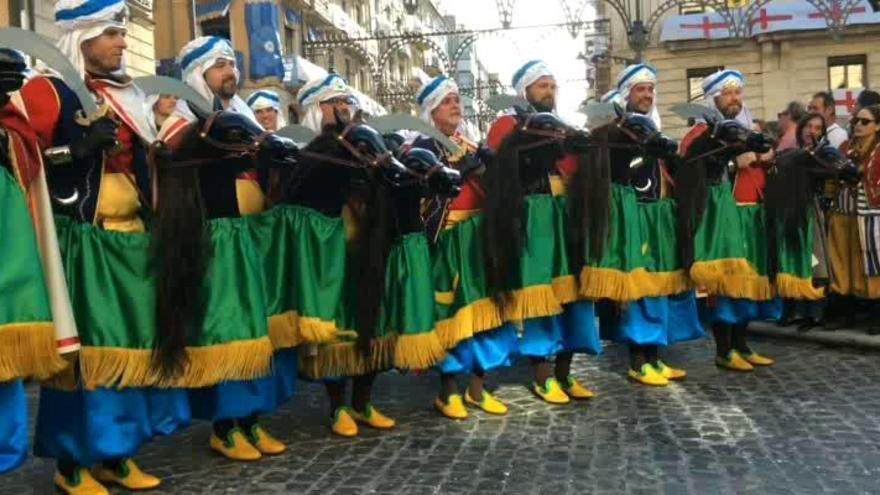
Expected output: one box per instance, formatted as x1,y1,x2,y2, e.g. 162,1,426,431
495,0,515,29
403,0,419,16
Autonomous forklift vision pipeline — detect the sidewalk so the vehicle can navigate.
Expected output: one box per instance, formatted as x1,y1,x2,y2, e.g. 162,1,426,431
748,320,880,350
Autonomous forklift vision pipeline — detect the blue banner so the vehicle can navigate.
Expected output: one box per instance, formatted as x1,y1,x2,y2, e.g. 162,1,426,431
246,2,284,81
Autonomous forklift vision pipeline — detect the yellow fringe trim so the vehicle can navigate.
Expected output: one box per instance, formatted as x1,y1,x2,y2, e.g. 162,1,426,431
268,311,341,350
78,337,274,390
435,298,504,350
298,334,397,379
776,274,825,301
579,267,691,302
499,284,564,323
394,331,447,371
0,322,68,382
552,275,579,305
690,259,773,300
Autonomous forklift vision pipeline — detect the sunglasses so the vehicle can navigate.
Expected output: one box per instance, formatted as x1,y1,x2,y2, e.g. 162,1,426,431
852,117,876,126
322,97,353,105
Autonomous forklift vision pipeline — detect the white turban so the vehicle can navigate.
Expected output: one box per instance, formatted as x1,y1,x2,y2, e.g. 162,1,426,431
701,69,754,127
616,63,661,130
247,89,286,129
177,36,256,121
297,74,353,133
511,60,554,99
416,76,458,123
54,0,128,79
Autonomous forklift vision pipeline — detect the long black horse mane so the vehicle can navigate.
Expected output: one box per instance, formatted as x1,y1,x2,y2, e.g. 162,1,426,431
763,148,826,279
152,120,248,381
481,120,546,306
481,114,607,306
279,122,399,353
672,126,726,269
567,122,637,273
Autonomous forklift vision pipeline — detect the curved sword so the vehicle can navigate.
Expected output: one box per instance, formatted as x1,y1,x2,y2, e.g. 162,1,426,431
275,124,318,145
134,75,213,115
0,28,99,118
366,114,462,156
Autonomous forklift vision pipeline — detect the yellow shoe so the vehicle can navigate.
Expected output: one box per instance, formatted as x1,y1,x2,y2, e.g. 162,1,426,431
350,404,396,429
742,351,774,366
533,377,571,404
716,350,754,372
53,468,109,495
92,458,160,491
434,393,468,419
245,424,286,455
331,407,359,437
654,361,687,381
628,363,669,387
464,388,508,415
562,376,596,399
210,427,262,461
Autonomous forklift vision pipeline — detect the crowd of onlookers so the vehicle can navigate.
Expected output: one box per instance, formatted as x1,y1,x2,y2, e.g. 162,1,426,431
753,89,880,335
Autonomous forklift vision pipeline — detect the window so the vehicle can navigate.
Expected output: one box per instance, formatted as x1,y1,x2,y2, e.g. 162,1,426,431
345,58,352,85
679,2,709,14
828,55,867,90
201,17,231,40
284,25,296,56
686,66,724,101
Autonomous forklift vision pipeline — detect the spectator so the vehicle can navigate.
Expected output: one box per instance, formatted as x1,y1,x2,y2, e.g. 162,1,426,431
853,90,880,117
796,112,827,149
776,101,806,151
808,91,848,148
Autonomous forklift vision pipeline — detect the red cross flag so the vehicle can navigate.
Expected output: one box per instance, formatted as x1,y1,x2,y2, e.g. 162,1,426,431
680,16,729,39
750,8,793,30
833,88,863,116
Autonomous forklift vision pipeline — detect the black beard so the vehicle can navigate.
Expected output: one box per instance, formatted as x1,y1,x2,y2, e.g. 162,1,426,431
721,106,741,119
532,99,555,113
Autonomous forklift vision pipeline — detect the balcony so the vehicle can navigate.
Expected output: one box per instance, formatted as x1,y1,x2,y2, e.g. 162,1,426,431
328,3,378,57
310,0,334,25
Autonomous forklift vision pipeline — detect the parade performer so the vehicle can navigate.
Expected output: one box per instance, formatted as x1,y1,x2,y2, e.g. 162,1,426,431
410,76,516,419
291,74,449,436
23,2,190,492
247,88,286,131
0,48,67,475
677,69,777,371
826,105,880,334
483,60,599,404
163,36,289,461
583,64,701,386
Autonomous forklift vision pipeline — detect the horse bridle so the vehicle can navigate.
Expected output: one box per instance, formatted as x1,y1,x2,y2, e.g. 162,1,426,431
153,111,275,170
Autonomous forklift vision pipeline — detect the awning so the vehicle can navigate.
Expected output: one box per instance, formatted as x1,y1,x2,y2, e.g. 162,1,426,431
195,0,231,22
294,56,387,116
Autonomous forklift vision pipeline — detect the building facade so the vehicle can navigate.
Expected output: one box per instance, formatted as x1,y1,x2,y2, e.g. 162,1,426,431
598,0,880,137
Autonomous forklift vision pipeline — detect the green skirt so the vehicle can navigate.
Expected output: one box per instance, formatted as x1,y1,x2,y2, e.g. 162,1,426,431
301,233,445,379
579,184,684,301
0,168,62,382
498,194,575,321
55,215,272,389
774,210,824,300
432,214,503,349
690,184,772,300
248,205,347,348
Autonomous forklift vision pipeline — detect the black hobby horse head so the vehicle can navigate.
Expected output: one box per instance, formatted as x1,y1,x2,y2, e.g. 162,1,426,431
673,117,772,268
151,108,298,382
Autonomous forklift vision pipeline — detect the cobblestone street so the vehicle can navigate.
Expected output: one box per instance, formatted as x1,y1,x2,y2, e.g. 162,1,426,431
3,337,880,495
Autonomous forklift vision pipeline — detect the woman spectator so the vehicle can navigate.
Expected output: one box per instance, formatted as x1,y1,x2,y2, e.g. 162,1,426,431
826,105,880,335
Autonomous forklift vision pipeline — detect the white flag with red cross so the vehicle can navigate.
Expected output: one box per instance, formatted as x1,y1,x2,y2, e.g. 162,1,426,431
833,88,863,117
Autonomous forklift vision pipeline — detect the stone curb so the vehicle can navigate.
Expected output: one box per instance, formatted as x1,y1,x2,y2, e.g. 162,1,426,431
748,321,880,350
